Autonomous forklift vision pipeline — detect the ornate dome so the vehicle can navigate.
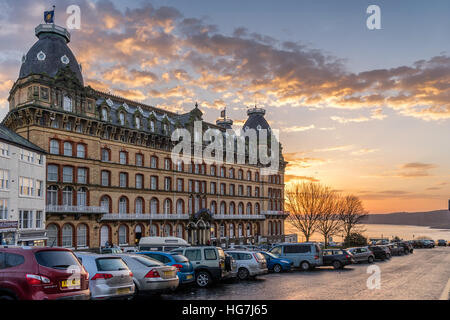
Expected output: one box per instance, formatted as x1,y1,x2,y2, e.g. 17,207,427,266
243,107,271,132
19,24,83,85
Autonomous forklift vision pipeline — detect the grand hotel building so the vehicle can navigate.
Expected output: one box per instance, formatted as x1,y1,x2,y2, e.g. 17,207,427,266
1,23,288,250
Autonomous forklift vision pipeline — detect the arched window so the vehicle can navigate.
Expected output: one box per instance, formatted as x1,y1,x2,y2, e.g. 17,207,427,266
220,223,225,237
268,221,272,236
46,224,59,246
77,224,87,248
229,202,235,215
176,224,183,238
238,224,243,237
101,108,108,121
50,139,59,154
194,196,200,213
164,199,172,214
47,186,58,206
100,225,110,247
150,224,158,236
150,120,155,132
210,201,217,214
77,144,86,158
118,225,127,245
238,202,244,215
135,225,143,242
255,172,259,182
246,223,251,236
229,223,234,238
163,224,171,237
246,203,252,215
255,203,260,215
119,112,125,126
62,187,73,206
100,196,111,213
135,197,143,214
176,199,184,214
119,197,128,214
220,201,226,215
63,142,72,156
238,169,243,180
77,188,87,206
150,198,159,214
62,224,73,247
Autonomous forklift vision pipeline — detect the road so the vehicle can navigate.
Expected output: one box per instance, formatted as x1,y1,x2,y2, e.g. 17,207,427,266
162,247,450,300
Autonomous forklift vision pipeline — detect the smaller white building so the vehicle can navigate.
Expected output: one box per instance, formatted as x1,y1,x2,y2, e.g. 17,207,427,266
0,124,47,245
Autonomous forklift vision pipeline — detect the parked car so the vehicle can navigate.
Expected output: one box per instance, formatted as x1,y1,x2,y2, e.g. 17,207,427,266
137,251,194,285
259,251,293,273
75,252,134,300
269,243,323,271
113,254,178,295
437,239,447,247
422,240,435,248
171,246,237,287
322,249,355,269
386,243,405,256
99,247,123,254
411,240,424,249
138,236,190,252
347,247,375,264
368,246,390,261
0,246,90,300
396,241,413,254
225,250,268,280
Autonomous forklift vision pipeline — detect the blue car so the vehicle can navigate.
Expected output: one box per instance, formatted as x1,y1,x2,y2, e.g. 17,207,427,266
137,251,195,285
259,251,293,273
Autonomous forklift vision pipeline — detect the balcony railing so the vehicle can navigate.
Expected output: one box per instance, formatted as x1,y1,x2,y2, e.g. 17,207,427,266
46,205,108,214
212,214,265,220
261,211,289,216
101,213,190,221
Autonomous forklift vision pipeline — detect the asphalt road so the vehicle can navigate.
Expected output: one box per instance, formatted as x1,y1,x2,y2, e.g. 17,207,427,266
162,247,450,300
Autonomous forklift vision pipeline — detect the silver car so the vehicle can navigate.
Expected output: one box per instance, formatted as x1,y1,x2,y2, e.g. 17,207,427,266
75,253,135,300
114,254,179,295
347,247,375,264
225,250,268,280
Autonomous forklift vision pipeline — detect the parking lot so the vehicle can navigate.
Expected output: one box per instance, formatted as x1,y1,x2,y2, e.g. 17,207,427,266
160,247,450,300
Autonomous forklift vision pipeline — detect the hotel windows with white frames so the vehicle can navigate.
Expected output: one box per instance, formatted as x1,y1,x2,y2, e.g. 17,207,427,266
0,200,8,220
0,142,9,157
19,177,34,196
0,170,9,190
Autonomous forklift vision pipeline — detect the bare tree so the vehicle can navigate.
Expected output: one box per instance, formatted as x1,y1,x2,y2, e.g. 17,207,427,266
285,182,334,242
339,195,368,245
316,192,343,248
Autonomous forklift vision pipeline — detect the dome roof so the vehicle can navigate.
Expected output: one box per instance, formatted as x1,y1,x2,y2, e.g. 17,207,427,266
19,24,83,85
243,107,271,132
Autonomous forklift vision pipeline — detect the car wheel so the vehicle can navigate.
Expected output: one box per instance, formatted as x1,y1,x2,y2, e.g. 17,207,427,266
368,256,374,264
196,271,211,287
300,261,310,271
332,261,341,270
238,267,250,280
273,264,282,273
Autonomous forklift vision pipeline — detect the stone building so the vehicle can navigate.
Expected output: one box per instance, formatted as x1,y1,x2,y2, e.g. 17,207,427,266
2,23,288,250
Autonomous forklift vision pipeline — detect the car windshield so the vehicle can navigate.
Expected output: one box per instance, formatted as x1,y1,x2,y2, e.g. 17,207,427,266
95,257,129,271
172,254,189,263
132,255,164,267
264,252,278,259
35,250,81,270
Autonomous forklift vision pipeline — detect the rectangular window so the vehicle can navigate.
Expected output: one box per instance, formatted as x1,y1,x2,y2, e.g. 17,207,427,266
0,170,9,190
119,152,127,164
210,182,216,195
19,210,32,229
101,149,110,162
0,143,9,157
220,183,225,195
63,142,72,157
119,173,128,188
62,167,73,183
101,171,110,186
164,159,171,170
150,176,158,190
77,168,87,184
194,181,199,193
36,180,43,197
150,157,157,168
164,177,171,191
136,154,143,167
35,211,43,229
47,165,58,182
0,199,8,220
77,144,86,158
177,179,183,192
247,186,252,197
19,177,34,196
36,154,43,165
188,180,193,193
136,175,143,189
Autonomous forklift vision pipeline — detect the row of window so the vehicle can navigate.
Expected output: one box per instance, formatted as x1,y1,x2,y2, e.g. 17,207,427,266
268,188,283,198
19,177,44,198
18,210,43,229
48,165,88,184
47,186,88,206
101,107,169,134
0,143,43,165
49,139,86,158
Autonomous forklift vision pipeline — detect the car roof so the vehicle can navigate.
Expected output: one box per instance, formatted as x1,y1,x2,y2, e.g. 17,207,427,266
0,246,73,253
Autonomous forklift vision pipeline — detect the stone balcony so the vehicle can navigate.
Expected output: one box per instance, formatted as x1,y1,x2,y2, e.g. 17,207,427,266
46,205,108,214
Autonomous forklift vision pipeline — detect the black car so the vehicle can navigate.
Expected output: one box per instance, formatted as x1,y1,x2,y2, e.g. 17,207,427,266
437,240,447,247
398,241,414,254
368,246,390,260
322,249,355,269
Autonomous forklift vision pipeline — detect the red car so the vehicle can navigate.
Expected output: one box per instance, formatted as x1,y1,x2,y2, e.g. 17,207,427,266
0,246,90,300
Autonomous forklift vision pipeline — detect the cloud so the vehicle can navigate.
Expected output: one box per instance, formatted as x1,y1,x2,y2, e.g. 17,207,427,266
284,174,319,183
283,124,315,132
351,148,379,156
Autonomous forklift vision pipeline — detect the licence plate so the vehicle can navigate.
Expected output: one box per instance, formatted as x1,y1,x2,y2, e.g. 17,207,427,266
117,287,130,295
186,274,193,280
61,279,80,288
164,271,174,278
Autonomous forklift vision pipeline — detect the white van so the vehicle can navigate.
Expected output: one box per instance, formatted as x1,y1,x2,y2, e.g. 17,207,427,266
138,236,190,252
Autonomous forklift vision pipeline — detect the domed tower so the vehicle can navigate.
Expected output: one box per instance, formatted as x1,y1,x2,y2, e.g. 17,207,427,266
19,24,83,85
243,106,271,132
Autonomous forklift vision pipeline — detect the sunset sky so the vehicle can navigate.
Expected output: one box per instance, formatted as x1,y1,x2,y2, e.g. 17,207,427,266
0,0,449,213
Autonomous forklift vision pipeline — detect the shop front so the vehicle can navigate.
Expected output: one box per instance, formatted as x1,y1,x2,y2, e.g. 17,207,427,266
0,221,18,245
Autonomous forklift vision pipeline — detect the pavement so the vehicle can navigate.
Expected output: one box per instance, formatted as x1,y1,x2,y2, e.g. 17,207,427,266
161,246,450,300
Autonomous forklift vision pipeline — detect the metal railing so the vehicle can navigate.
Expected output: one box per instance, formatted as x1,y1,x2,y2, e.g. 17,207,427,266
211,214,265,220
101,213,190,221
46,205,108,214
261,211,289,216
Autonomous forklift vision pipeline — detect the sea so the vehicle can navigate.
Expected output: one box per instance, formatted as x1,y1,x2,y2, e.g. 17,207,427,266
285,223,450,242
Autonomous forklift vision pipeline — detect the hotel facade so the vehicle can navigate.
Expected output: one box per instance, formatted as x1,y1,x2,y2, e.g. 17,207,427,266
2,23,288,250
